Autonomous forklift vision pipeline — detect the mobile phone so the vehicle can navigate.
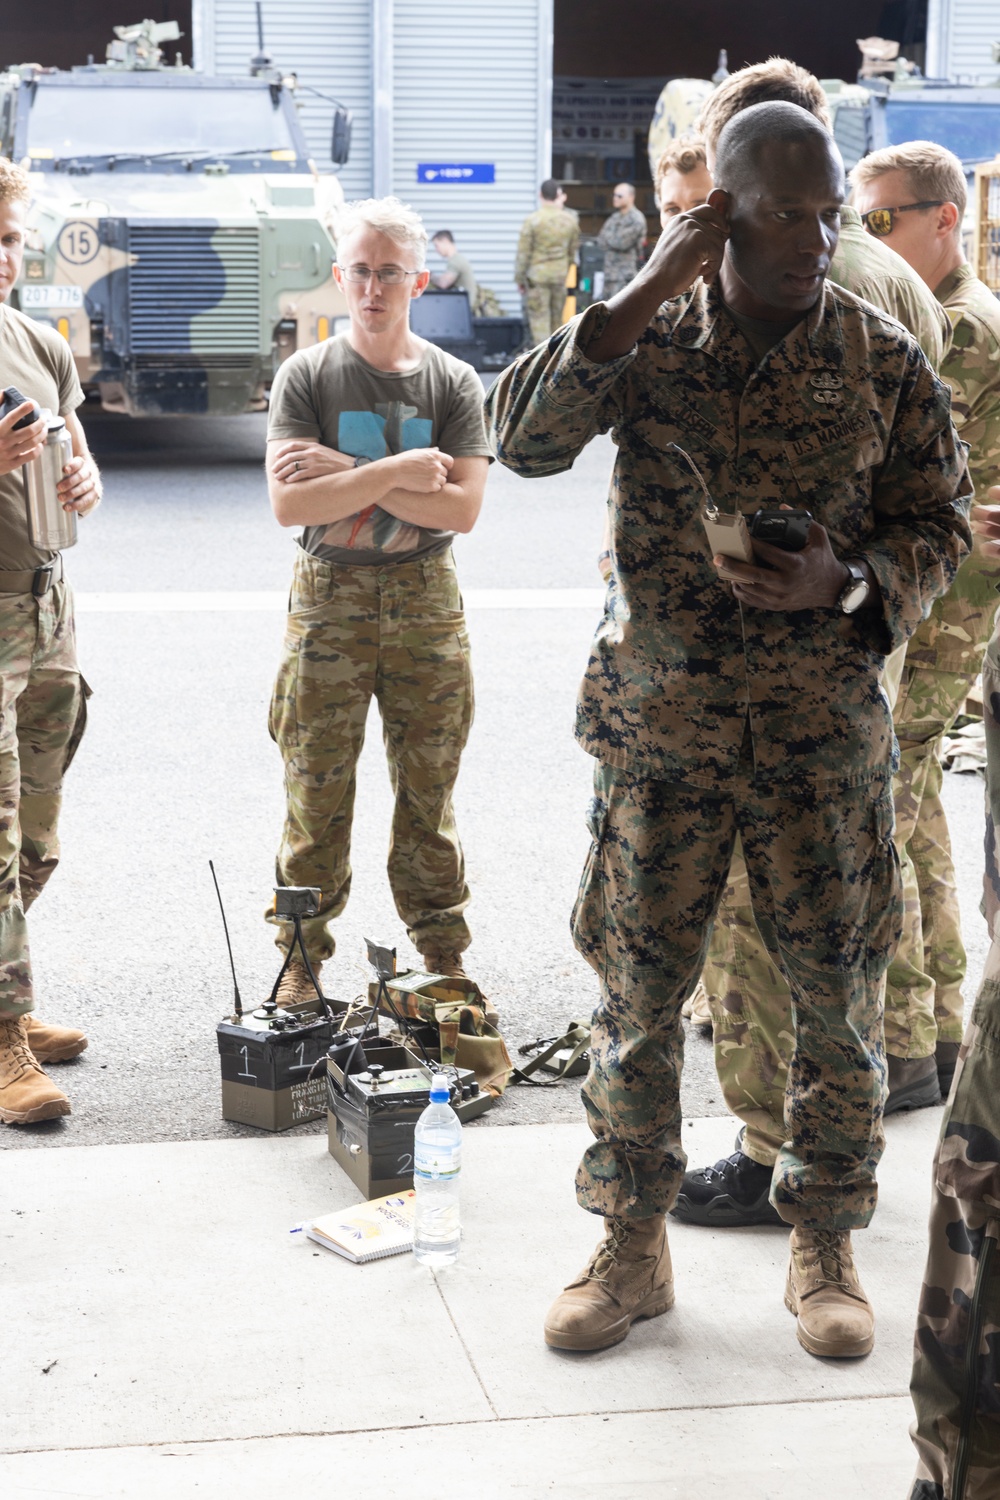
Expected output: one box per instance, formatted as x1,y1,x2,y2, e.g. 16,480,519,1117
748,508,813,551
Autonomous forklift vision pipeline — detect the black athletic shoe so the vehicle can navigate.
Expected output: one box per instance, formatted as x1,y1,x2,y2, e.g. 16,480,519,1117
884,1054,941,1116
671,1147,785,1227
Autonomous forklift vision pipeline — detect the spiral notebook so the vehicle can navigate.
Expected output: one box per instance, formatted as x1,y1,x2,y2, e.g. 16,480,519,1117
305,1190,415,1263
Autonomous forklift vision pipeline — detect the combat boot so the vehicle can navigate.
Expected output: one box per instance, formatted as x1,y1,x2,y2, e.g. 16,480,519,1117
785,1227,874,1358
0,1016,71,1124
885,1054,941,1115
274,959,324,1013
544,1215,674,1352
24,1015,88,1062
680,980,712,1035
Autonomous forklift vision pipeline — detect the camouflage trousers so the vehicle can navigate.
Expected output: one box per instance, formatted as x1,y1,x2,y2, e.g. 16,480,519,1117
0,582,87,1019
908,945,1000,1499
267,546,474,962
572,755,900,1230
524,281,567,345
706,656,979,1164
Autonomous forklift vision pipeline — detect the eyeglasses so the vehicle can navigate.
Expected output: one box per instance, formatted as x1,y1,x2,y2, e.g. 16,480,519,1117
340,264,421,284
859,201,945,237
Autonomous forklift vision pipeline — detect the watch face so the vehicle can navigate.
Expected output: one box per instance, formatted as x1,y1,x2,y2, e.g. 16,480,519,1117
354,455,372,467
841,579,869,614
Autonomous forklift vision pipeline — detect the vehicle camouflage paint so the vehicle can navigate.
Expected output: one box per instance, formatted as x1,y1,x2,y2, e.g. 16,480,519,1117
0,21,349,416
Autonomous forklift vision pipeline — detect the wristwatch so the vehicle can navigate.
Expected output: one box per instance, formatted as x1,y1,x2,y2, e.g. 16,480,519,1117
837,559,870,614
353,455,372,467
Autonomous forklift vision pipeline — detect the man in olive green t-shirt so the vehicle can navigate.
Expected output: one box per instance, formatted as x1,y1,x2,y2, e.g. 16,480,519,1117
0,158,102,1126
263,198,490,999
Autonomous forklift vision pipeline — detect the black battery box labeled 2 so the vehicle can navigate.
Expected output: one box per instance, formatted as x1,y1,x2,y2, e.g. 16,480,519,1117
326,1034,491,1198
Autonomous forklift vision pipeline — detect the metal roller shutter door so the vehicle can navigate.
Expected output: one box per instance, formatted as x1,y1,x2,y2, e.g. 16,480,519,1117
192,0,373,201
392,0,551,313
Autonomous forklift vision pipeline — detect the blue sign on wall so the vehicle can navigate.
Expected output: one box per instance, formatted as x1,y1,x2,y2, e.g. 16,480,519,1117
416,163,495,184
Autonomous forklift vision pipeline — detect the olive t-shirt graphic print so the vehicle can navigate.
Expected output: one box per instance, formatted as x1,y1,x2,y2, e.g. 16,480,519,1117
267,335,491,568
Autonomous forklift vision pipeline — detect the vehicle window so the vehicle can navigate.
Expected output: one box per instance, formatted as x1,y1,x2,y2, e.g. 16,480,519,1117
26,84,297,159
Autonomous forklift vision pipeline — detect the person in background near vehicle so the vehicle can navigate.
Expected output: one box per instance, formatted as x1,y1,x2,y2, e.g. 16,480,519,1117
515,179,580,346
655,137,715,228
908,482,1000,1498
0,157,101,1124
852,142,1000,1109
487,102,971,1362
430,230,478,309
597,183,648,299
263,197,491,1005
669,58,958,1235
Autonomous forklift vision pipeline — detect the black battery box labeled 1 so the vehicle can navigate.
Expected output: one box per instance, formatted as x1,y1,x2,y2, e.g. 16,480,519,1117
218,997,345,1131
326,1034,491,1199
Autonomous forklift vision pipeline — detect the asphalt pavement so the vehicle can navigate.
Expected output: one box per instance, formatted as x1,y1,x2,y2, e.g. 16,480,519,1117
1,408,990,1149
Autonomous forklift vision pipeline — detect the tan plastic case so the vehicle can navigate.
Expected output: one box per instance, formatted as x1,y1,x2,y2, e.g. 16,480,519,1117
702,511,753,579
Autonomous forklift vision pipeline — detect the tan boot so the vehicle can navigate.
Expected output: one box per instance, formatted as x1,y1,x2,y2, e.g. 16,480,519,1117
24,1015,88,1062
421,950,499,1027
274,959,324,1014
544,1215,674,1352
0,1016,71,1124
682,980,713,1035
785,1227,874,1358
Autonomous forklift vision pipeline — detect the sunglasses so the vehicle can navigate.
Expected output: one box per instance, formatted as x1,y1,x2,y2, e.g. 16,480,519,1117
859,201,945,237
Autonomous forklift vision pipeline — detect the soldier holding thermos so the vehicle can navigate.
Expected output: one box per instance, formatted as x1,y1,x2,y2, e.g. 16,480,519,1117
0,157,101,1125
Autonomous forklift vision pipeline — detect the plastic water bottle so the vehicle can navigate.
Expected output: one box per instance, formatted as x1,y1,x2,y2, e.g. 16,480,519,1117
413,1072,462,1266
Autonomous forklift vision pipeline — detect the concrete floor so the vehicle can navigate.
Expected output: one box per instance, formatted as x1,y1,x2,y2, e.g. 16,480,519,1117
0,1110,936,1498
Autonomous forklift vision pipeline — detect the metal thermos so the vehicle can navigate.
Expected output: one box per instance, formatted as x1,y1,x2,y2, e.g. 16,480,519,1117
22,411,77,552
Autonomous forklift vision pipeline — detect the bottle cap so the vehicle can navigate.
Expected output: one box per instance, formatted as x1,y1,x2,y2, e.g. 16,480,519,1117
428,1072,451,1102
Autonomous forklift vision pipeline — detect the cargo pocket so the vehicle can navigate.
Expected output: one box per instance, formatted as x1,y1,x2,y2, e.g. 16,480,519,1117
864,788,902,983
570,773,611,974
935,1007,1000,1207
63,674,92,775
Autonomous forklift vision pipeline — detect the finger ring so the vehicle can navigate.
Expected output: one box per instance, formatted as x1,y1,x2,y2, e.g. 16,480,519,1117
295,460,301,472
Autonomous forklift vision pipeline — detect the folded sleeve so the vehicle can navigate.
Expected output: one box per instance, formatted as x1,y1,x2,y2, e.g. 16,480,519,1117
484,303,634,478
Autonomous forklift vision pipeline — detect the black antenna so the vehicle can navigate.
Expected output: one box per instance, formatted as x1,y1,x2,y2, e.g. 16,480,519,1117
250,2,272,75
209,860,243,1017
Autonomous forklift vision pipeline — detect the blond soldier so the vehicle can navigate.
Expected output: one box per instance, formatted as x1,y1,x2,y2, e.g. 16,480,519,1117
264,197,490,996
0,158,101,1124
655,137,714,228
668,62,957,1228
853,143,1000,1098
515,179,580,345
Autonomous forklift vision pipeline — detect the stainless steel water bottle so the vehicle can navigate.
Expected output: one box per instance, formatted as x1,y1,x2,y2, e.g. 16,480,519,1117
23,411,77,552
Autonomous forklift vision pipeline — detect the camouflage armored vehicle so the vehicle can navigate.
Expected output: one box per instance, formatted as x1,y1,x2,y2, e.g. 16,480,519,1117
0,19,351,416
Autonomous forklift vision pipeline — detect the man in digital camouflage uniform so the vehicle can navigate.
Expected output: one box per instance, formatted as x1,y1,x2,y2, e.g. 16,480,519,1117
668,64,959,1228
908,482,1000,1497
652,65,953,1053
0,158,101,1124
486,102,970,1361
515,180,580,346
597,183,648,300
264,196,490,999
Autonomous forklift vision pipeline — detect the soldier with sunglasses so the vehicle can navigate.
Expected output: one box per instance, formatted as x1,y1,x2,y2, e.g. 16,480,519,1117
852,142,1000,1116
